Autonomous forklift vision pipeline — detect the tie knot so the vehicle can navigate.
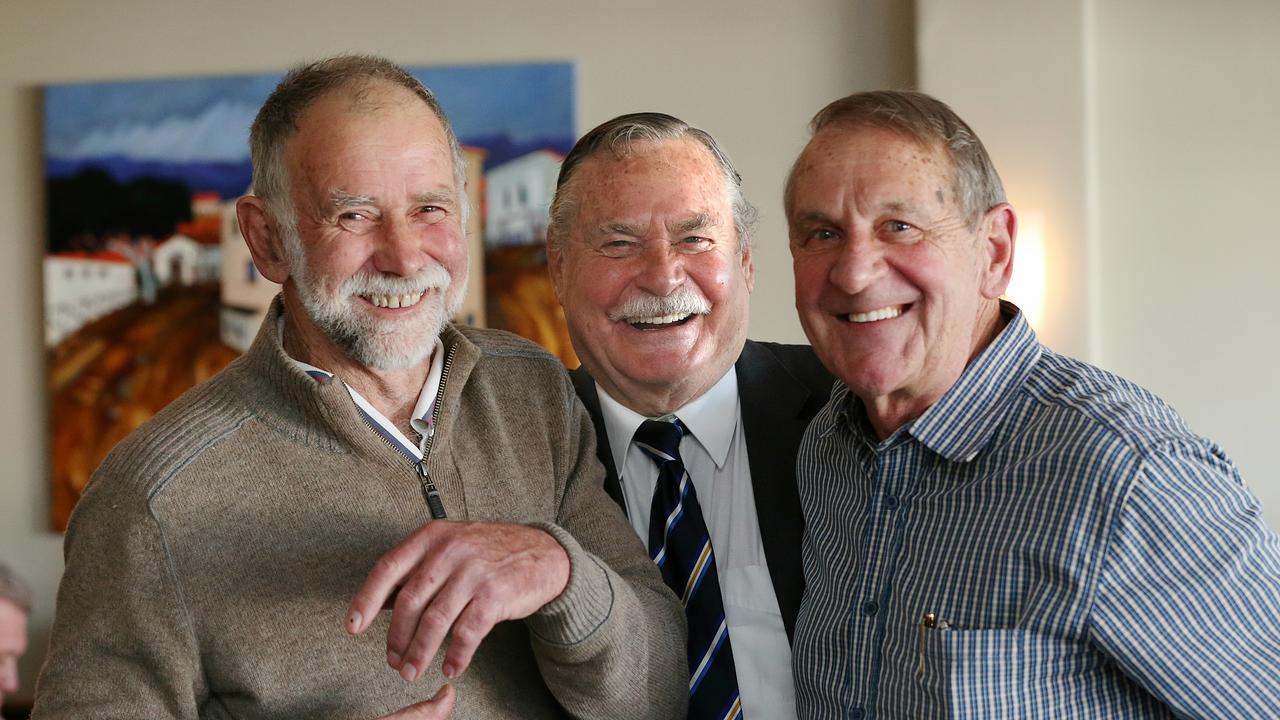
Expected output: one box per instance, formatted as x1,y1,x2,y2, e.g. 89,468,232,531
633,418,685,464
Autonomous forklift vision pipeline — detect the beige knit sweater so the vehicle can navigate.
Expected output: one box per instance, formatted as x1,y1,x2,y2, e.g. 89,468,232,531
33,301,687,719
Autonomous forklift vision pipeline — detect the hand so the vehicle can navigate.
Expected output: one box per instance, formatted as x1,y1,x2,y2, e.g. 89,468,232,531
376,684,455,719
347,521,571,682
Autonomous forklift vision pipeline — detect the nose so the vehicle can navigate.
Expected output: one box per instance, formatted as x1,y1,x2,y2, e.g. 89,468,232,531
827,231,884,295
634,242,686,297
371,217,428,278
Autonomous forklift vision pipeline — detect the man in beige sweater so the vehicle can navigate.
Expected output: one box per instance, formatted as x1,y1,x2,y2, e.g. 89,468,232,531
33,55,685,720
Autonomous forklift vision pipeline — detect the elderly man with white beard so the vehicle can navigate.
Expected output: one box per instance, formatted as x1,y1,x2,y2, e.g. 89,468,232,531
33,56,685,720
547,113,834,720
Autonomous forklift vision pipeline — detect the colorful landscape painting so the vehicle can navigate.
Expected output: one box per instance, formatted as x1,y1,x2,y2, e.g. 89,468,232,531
44,63,576,530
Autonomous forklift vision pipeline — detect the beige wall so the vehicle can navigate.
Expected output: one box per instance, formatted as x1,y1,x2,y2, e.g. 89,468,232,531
917,0,1280,531
0,0,914,702
1093,0,1280,525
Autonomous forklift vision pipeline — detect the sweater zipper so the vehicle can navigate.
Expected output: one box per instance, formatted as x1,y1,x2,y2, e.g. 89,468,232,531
355,344,457,520
416,344,457,520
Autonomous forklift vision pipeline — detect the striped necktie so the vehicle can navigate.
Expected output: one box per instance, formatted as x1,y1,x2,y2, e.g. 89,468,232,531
635,418,743,720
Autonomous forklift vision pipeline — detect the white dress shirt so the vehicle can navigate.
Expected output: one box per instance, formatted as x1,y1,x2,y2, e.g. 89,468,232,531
279,315,444,457
598,369,797,720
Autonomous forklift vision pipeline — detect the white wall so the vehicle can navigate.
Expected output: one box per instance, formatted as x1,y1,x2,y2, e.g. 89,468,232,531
916,0,1280,532
1093,0,1280,523
0,0,913,702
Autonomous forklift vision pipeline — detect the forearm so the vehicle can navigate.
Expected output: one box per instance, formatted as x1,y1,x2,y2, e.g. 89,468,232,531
527,523,687,720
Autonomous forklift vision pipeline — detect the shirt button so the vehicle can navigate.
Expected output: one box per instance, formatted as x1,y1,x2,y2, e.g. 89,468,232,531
883,495,899,509
861,601,879,617
850,707,866,720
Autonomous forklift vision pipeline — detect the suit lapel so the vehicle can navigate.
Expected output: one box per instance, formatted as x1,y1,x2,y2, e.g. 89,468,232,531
736,341,811,642
569,366,626,511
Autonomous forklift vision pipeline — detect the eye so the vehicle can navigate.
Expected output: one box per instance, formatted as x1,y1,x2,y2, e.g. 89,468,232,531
335,211,377,234
885,220,913,232
412,205,448,225
676,236,713,253
600,239,640,258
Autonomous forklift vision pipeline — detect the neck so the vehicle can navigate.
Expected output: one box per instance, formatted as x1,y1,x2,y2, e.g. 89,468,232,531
599,372,723,419
281,292,430,430
863,300,1006,440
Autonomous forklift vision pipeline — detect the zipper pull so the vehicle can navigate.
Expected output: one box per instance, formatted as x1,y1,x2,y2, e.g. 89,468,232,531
416,460,448,520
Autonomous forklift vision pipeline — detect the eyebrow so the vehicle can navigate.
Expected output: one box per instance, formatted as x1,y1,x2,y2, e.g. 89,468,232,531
597,213,720,237
327,189,456,208
329,190,376,208
671,212,718,235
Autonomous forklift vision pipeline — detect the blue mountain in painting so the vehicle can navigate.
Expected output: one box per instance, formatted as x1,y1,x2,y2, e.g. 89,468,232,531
47,156,253,201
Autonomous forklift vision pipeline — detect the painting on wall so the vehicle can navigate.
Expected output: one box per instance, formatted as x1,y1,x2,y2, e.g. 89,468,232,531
44,62,577,530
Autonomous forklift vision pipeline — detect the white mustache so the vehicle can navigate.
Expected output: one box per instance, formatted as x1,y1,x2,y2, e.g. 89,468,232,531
340,263,451,299
608,287,711,322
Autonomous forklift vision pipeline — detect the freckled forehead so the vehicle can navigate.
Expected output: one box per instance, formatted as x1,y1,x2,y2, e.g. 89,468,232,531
571,138,732,224
790,125,956,211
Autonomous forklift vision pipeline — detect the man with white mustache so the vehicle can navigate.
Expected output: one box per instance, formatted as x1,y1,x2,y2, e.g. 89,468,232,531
548,113,834,720
34,57,685,720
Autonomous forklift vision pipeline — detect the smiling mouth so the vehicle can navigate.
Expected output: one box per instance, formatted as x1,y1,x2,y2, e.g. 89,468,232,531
628,312,696,329
363,292,425,309
843,305,907,323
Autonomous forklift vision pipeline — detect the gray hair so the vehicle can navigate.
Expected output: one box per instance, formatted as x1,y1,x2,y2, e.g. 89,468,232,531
248,54,469,228
0,563,30,614
786,90,1006,228
547,112,757,254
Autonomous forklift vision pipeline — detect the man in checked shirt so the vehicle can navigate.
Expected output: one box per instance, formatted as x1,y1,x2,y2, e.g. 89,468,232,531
785,90,1280,719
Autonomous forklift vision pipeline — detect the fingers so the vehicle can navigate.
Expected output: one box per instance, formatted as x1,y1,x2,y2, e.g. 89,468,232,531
441,599,500,679
347,525,441,635
376,684,455,720
391,576,474,681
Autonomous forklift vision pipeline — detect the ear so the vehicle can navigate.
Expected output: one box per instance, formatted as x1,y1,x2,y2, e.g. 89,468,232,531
739,241,756,294
546,237,569,305
978,203,1016,299
236,195,291,285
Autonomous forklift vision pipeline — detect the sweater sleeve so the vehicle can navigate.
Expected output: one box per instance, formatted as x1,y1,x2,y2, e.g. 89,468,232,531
524,373,688,720
32,468,205,719
1088,439,1280,719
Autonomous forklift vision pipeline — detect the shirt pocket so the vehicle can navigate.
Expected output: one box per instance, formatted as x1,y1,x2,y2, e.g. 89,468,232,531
917,627,1095,720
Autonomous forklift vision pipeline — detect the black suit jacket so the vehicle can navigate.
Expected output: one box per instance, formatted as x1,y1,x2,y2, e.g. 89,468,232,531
570,340,835,641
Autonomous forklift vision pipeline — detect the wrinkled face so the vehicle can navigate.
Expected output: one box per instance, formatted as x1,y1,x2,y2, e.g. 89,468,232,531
551,138,753,414
788,125,998,409
0,599,27,704
280,82,466,370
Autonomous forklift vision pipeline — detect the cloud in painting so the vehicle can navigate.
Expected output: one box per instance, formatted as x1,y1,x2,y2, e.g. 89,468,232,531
50,99,259,164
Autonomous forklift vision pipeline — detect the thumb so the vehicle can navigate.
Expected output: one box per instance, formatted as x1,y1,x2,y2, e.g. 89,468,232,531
376,684,456,720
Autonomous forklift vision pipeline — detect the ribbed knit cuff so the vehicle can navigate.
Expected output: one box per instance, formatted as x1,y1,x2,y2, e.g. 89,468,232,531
525,522,615,646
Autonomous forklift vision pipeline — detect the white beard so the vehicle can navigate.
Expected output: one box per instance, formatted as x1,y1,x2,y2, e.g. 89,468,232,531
283,226,465,370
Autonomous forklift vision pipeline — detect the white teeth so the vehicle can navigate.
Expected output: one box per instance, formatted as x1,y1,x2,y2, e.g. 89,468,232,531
365,291,424,309
632,313,690,326
848,306,903,323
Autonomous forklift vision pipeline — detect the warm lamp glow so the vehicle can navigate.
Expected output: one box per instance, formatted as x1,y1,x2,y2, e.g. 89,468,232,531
1005,210,1046,328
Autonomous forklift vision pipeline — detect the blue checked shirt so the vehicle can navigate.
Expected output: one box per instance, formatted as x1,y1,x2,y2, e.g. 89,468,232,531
793,304,1280,719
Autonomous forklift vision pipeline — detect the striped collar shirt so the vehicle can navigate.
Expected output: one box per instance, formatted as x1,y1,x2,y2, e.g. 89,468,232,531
794,302,1280,720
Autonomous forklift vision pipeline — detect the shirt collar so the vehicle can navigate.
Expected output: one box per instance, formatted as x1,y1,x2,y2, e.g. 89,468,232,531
597,365,739,472
277,313,444,455
821,301,1041,463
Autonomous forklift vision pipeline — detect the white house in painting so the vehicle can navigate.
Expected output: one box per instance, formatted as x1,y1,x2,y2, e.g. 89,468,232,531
484,149,563,247
43,251,138,347
219,191,279,351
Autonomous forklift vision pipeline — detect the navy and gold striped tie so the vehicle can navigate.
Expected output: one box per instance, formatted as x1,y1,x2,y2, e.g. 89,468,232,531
635,418,743,720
